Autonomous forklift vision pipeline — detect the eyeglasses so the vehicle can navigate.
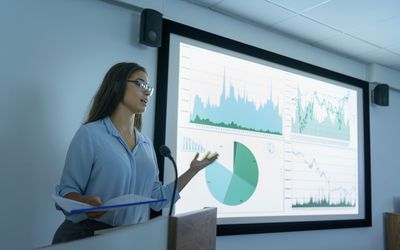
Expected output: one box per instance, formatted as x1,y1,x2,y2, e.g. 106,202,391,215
127,79,154,96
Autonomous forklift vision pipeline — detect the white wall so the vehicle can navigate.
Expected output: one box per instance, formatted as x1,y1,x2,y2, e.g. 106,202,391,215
0,1,157,249
1,0,399,249
368,63,400,89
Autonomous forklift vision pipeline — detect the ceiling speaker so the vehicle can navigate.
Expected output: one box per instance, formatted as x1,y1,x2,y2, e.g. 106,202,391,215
139,9,162,47
372,83,389,106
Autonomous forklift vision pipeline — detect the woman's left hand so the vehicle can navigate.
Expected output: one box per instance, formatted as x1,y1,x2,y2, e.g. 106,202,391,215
189,152,219,173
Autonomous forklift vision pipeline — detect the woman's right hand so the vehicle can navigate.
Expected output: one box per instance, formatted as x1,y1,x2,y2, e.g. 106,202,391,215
83,196,107,218
64,192,106,218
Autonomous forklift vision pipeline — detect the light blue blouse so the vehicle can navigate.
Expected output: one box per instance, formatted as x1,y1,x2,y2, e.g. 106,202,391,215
56,117,178,226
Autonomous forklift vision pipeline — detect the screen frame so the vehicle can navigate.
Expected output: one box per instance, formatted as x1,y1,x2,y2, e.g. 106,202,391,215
153,19,371,235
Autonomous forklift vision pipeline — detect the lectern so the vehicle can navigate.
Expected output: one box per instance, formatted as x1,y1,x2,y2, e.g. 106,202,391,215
386,213,400,250
36,207,217,250
169,207,217,250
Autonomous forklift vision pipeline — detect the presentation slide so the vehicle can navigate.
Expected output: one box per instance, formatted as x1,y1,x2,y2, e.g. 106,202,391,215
163,33,366,226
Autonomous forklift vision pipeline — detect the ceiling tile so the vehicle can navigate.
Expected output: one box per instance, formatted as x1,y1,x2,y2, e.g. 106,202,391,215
303,0,400,33
356,48,400,67
265,0,331,13
348,15,400,48
212,0,296,27
387,44,400,55
272,15,340,43
183,0,400,73
313,33,379,57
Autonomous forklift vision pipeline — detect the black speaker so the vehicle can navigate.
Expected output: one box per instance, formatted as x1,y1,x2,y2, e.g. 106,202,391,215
139,9,162,47
373,83,389,106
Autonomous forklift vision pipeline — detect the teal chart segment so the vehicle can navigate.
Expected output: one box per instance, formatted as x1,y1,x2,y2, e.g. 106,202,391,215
205,142,259,206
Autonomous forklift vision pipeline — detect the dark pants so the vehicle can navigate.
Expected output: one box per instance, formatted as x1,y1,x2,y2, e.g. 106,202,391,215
52,219,112,244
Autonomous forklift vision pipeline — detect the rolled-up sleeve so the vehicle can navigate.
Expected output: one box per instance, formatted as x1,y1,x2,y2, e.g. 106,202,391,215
56,126,95,197
150,179,180,211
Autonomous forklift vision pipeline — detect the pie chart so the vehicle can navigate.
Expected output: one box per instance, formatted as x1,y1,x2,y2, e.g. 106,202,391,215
205,141,258,206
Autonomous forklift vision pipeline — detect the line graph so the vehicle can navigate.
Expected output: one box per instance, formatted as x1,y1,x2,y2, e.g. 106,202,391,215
291,87,351,140
284,142,357,208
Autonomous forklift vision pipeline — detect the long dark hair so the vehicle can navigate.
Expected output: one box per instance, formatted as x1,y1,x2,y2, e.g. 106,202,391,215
84,62,146,131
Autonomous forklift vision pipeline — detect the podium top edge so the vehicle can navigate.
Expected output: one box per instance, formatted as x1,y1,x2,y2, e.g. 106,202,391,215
385,212,400,216
171,207,217,218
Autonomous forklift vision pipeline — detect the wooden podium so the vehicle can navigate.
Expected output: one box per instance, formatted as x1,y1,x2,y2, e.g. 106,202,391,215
168,207,217,250
386,213,400,250
37,207,217,250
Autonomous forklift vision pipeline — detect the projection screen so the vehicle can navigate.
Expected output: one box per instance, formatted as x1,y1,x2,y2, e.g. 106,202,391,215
153,20,371,235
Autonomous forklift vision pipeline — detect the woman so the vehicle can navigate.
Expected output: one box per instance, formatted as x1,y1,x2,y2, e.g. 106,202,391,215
52,62,218,244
